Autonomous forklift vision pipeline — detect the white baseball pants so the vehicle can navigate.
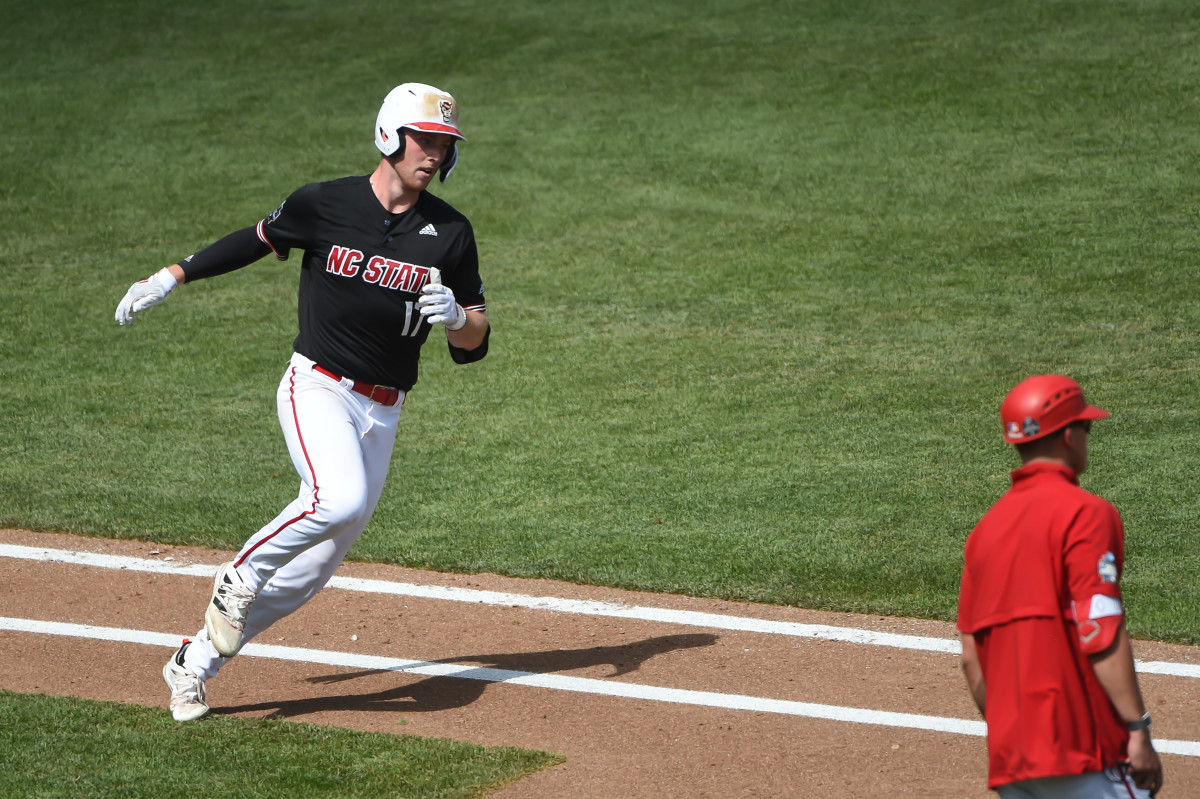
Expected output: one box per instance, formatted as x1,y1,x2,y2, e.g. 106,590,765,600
996,768,1152,799
182,352,403,681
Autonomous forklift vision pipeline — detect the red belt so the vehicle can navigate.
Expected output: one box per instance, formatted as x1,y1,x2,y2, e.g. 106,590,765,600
312,364,402,406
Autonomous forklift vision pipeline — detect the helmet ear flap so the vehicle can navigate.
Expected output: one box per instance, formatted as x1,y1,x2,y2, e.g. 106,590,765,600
439,142,458,182
377,125,405,157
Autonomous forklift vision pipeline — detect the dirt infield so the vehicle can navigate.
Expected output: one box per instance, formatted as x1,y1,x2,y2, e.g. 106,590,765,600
2,529,1198,798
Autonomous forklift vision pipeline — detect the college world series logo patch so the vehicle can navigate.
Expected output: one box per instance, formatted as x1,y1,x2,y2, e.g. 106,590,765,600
1097,552,1118,584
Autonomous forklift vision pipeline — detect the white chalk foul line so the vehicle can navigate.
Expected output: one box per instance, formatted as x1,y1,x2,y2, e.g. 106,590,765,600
4,616,1199,758
3,544,1198,680
0,615,980,737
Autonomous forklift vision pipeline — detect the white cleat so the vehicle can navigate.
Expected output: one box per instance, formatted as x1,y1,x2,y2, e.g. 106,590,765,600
162,640,210,722
204,561,256,657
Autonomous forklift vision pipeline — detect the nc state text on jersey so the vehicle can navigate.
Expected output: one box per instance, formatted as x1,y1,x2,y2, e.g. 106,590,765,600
326,245,432,292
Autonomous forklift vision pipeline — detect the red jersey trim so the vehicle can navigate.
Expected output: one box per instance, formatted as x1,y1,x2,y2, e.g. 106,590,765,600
255,220,288,261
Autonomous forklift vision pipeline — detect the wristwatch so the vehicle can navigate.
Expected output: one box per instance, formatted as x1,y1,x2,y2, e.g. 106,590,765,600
1127,712,1152,731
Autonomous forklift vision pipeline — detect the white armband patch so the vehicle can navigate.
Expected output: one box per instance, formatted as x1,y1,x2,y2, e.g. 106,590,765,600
1074,593,1123,621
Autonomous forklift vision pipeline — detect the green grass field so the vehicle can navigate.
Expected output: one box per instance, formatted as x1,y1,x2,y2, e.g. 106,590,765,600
2,0,1199,792
4,0,1198,635
0,691,560,798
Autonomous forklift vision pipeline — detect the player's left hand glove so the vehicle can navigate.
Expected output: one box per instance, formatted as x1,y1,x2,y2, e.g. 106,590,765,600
115,268,178,326
417,269,467,331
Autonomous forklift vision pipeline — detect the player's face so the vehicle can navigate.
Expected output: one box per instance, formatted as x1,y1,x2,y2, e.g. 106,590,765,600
394,130,456,192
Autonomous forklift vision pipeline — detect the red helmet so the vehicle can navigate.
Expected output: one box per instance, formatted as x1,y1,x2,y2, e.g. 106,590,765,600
1000,375,1108,444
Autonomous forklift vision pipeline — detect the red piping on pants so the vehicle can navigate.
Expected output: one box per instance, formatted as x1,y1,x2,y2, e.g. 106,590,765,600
235,366,320,568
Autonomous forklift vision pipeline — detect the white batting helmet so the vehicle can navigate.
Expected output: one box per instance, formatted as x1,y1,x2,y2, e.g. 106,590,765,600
374,83,466,181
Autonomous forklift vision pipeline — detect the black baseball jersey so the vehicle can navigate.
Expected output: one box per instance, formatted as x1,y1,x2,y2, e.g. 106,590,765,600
256,176,486,391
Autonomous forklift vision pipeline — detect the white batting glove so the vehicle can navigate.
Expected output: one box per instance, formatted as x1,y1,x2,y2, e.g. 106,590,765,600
115,268,178,326
417,268,467,331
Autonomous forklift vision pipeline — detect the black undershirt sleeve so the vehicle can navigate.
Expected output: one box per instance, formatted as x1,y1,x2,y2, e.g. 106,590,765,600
448,324,490,364
178,226,272,282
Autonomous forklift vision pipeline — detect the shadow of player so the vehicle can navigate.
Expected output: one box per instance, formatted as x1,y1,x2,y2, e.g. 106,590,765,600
216,632,718,720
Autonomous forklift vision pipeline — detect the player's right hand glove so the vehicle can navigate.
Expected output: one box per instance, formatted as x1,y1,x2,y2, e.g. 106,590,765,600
115,268,178,326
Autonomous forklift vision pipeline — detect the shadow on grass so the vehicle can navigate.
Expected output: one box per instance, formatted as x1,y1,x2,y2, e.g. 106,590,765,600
216,633,718,720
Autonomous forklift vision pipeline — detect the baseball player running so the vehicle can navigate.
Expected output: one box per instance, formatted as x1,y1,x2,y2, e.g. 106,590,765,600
115,83,489,722
957,376,1163,798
